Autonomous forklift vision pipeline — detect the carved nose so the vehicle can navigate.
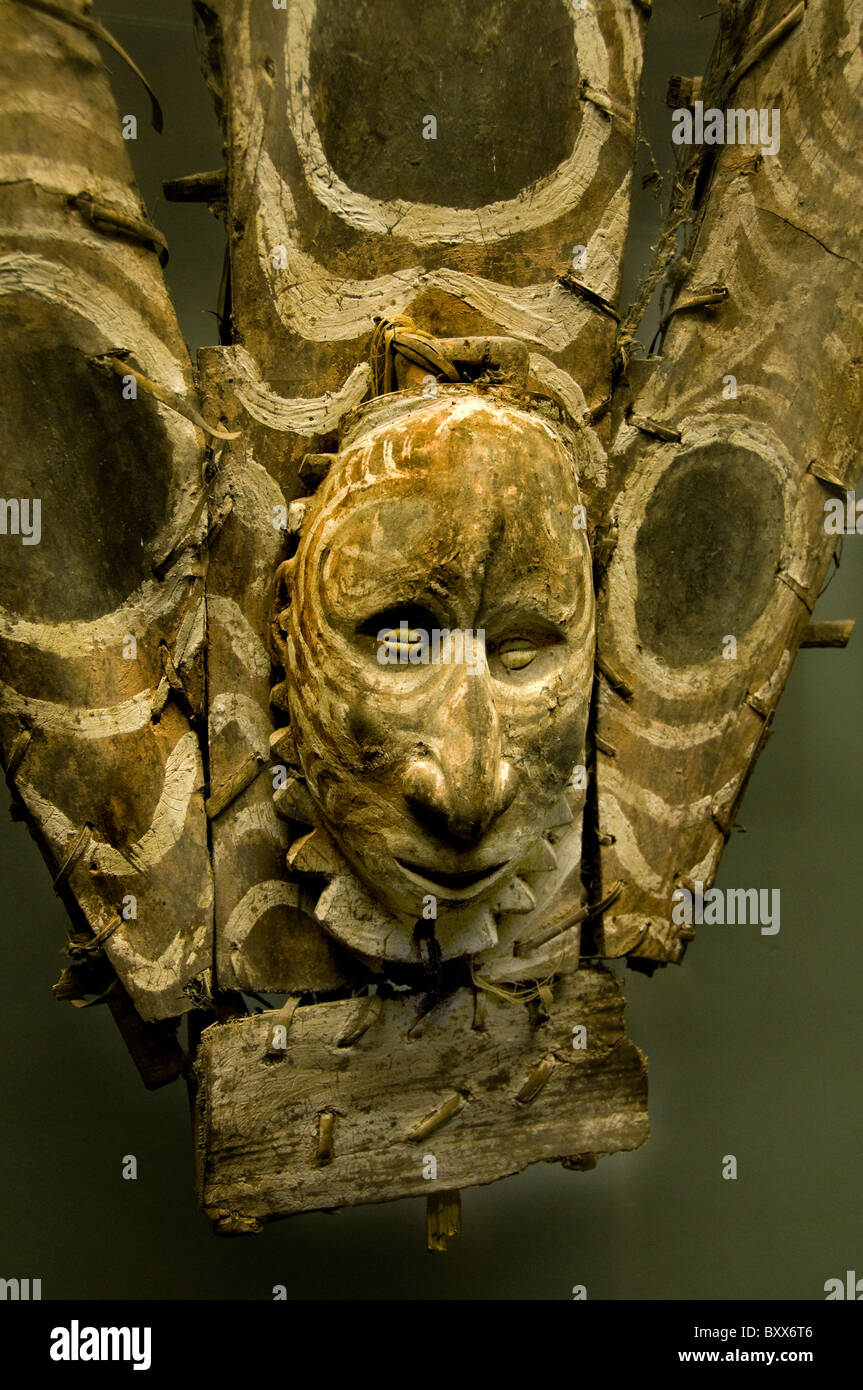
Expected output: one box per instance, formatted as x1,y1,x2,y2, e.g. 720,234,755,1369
403,671,518,844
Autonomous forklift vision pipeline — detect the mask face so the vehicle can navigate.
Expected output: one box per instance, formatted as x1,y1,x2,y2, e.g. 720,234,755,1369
285,395,594,947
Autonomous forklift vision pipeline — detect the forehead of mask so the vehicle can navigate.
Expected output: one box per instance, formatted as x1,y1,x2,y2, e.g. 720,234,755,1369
292,398,589,652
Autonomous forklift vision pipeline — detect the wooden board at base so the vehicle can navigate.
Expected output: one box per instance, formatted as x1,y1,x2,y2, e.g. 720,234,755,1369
195,964,648,1227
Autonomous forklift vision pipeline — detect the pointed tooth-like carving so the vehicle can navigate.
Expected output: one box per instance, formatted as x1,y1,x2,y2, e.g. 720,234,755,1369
546,793,574,829
435,906,497,956
269,726,299,766
518,839,558,874
273,777,317,825
490,876,536,914
314,874,415,964
286,828,342,876
286,499,309,535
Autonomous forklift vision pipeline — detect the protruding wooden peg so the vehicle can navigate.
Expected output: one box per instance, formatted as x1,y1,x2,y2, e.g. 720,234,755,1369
427,1190,461,1253
163,169,227,201
801,620,855,648
515,1054,557,1104
407,1093,465,1142
316,1110,336,1166
337,993,383,1047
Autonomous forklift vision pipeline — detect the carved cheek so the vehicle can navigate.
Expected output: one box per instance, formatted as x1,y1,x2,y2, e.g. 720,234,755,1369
500,706,578,793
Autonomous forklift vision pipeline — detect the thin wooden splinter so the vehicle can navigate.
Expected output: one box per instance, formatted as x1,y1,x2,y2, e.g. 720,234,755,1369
52,823,92,892
596,654,634,700
801,620,855,648
337,993,383,1047
516,1055,557,1104
427,1190,462,1253
316,1110,335,1166
407,1093,465,1142
627,411,682,443
91,354,240,440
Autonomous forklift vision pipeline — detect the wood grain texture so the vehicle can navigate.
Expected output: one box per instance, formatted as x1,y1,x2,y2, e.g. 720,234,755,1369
0,0,212,1019
196,0,647,462
195,964,648,1224
189,0,649,993
592,0,863,962
196,347,359,994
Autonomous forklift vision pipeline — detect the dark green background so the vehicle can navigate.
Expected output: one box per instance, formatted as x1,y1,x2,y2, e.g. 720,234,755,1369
1,0,860,1300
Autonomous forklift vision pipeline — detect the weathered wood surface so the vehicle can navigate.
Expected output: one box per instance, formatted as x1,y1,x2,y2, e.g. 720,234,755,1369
196,346,359,994
198,0,646,420
189,0,649,993
4,0,862,1228
592,0,863,963
195,964,648,1225
0,0,212,1019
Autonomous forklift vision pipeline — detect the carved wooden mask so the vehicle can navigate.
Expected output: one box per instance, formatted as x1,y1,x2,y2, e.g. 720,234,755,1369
2,0,861,1243
270,392,595,967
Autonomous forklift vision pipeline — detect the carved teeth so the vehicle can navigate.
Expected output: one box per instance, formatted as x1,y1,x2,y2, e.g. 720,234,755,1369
269,725,299,766
314,874,413,963
286,500,309,535
273,777,317,826
517,838,558,874
546,793,574,829
490,876,536,914
286,828,342,876
434,905,497,955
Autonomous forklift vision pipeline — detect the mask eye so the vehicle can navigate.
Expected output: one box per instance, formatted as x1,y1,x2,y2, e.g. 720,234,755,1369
358,604,437,660
497,637,537,670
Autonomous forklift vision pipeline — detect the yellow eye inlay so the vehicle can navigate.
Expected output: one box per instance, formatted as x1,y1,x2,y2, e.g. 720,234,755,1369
380,627,424,655
498,637,537,670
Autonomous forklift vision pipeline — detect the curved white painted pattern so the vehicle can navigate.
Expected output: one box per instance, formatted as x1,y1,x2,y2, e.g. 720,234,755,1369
603,414,804,703
602,762,713,827
597,791,664,895
100,731,202,875
0,575,194,660
0,684,154,737
109,912,212,1003
283,0,611,245
597,687,736,749
0,157,139,212
16,731,202,876
230,800,286,844
0,253,190,392
256,156,628,349
208,693,273,756
227,345,372,432
224,879,300,955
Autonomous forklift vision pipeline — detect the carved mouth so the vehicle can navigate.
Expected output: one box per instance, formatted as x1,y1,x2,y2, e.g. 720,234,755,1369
395,857,508,892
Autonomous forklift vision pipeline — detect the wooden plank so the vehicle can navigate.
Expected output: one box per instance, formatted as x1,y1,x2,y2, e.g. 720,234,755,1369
0,0,213,1019
590,0,863,963
196,0,648,483
195,965,648,1225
